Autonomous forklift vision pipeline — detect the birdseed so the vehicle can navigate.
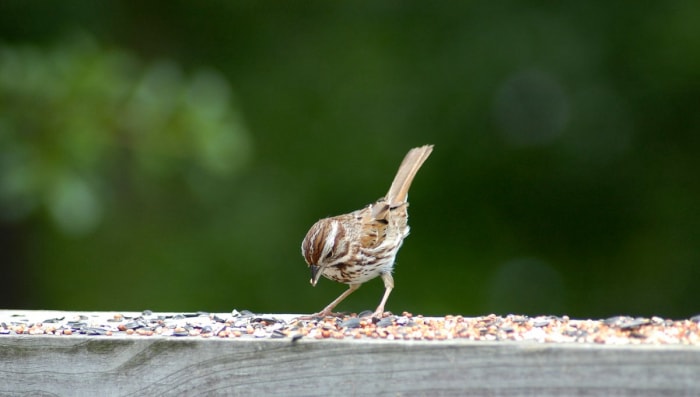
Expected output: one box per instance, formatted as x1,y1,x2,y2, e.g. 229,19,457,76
0,310,699,345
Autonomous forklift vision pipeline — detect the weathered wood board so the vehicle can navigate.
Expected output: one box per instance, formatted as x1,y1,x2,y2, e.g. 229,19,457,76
2,334,700,396
1,310,699,396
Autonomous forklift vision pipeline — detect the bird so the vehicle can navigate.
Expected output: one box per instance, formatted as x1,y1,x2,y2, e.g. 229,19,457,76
301,145,433,318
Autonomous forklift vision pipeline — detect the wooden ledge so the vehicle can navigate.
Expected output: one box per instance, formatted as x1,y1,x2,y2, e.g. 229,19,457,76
1,310,699,396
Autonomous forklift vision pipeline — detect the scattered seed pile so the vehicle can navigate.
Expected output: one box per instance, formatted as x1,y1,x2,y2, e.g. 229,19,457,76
1,310,699,345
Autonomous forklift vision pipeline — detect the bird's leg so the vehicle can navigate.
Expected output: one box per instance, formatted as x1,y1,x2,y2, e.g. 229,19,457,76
307,284,361,318
372,272,394,318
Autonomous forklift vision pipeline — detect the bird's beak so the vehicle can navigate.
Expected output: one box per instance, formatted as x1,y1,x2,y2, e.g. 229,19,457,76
309,265,321,287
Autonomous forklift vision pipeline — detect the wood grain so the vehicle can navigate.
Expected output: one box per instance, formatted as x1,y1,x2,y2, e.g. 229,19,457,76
1,334,699,396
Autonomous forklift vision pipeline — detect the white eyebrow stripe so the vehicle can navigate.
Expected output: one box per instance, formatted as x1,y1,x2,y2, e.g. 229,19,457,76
320,220,338,263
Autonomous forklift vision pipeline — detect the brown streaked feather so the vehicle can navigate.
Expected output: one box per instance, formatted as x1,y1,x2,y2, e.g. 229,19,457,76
302,218,346,266
359,218,388,248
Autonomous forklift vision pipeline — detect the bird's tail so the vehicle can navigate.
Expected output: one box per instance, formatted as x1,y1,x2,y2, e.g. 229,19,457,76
385,144,433,205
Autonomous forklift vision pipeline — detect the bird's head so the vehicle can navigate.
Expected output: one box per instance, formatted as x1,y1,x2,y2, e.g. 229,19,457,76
301,218,347,287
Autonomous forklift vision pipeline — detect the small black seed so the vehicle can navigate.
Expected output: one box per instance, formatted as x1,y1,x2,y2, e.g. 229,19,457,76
358,310,374,318
84,327,107,336
619,318,650,330
214,326,227,336
341,318,361,329
510,316,529,324
251,317,279,324
124,321,145,330
291,333,304,342
376,317,394,327
271,330,287,338
603,316,630,326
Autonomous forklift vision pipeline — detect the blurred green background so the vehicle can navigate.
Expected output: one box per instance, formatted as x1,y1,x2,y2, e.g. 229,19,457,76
1,1,699,318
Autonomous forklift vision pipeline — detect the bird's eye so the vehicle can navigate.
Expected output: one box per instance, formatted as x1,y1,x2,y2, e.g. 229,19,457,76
325,251,333,259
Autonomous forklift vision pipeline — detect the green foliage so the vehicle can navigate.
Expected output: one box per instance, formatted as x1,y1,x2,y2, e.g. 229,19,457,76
0,36,250,235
